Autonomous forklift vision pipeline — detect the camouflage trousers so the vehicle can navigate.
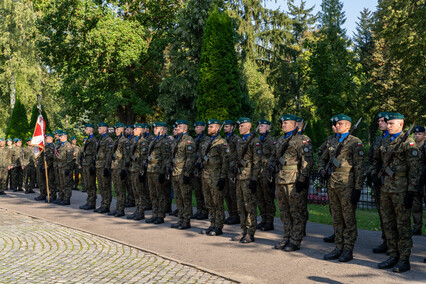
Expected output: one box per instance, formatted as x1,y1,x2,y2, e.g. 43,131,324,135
328,186,357,250
58,167,73,201
142,178,152,208
148,173,166,218
11,167,23,190
0,167,7,191
257,173,276,224
224,177,238,217
40,166,55,198
112,169,126,212
96,168,112,209
412,189,425,230
236,179,257,235
372,185,387,242
6,169,11,189
125,170,135,205
72,163,80,189
380,191,413,260
130,171,145,213
82,166,97,207
202,174,225,229
164,180,172,212
173,175,193,223
23,165,36,191
37,166,46,196
192,174,208,215
276,183,307,247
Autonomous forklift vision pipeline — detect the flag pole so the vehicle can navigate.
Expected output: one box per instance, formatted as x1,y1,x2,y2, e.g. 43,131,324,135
37,103,50,203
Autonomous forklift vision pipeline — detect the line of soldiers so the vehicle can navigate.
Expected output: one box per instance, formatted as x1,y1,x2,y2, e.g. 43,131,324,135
0,112,424,273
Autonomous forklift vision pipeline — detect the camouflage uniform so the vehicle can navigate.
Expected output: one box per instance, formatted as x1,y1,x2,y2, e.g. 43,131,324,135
318,135,365,251
142,132,155,209
412,142,425,232
129,135,148,216
23,146,36,192
41,142,56,199
0,145,10,193
235,134,262,237
111,135,130,213
193,132,209,216
53,141,61,196
10,145,23,191
95,133,114,210
82,135,97,207
171,133,196,224
224,133,241,220
72,144,81,190
372,133,421,260
125,135,138,206
258,133,277,227
56,140,74,202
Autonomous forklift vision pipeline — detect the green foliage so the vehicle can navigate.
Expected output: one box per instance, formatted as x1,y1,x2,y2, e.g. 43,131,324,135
6,99,30,139
196,7,250,122
29,104,51,134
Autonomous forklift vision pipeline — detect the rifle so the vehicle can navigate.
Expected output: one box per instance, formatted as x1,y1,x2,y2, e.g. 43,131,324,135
267,120,304,182
321,118,362,182
141,127,163,177
166,133,183,180
231,124,260,183
378,123,415,180
300,121,308,135
194,122,225,176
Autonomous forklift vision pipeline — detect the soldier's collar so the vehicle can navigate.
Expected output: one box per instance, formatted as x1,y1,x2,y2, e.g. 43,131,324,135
284,129,296,138
101,133,108,138
382,130,389,139
88,134,94,139
390,131,402,141
242,133,251,141
260,131,269,141
335,132,349,139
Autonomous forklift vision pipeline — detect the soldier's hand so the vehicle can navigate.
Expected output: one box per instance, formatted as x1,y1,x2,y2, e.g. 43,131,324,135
65,169,70,176
268,179,275,189
158,173,165,183
125,162,131,168
351,189,361,204
249,180,257,194
120,169,127,180
138,172,145,182
195,162,203,169
103,168,110,177
295,180,308,193
403,191,414,208
89,166,96,176
372,173,381,188
217,178,225,191
183,175,190,185
365,172,372,188
319,169,326,178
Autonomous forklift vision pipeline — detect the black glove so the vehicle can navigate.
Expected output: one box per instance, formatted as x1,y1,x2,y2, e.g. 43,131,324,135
125,162,131,168
103,168,110,177
295,180,308,193
217,178,226,191
268,179,275,189
138,172,145,182
195,162,203,169
419,170,426,188
89,166,96,176
65,169,70,176
319,169,327,178
351,189,361,204
249,180,257,194
120,169,127,180
158,173,165,183
365,172,372,188
372,173,381,188
404,191,414,208
183,175,190,185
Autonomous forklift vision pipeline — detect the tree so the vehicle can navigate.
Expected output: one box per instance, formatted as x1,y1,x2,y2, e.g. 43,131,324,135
6,98,30,139
29,103,51,134
196,7,250,122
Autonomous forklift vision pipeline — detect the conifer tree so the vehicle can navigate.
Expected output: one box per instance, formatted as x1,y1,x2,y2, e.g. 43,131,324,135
6,98,30,139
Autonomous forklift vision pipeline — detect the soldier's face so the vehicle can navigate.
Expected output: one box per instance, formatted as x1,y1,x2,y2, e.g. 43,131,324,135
6,141,12,146
85,127,93,135
55,134,59,140
335,121,351,134
71,140,77,146
134,128,142,136
98,126,107,135
195,126,205,135
239,122,251,135
16,141,22,147
258,124,270,134
177,124,187,134
115,127,124,136
378,117,387,131
387,119,404,134
0,141,4,147
46,137,53,143
208,124,220,136
414,132,426,143
60,135,67,142
224,125,234,133
145,127,150,133
153,127,162,136
281,120,296,133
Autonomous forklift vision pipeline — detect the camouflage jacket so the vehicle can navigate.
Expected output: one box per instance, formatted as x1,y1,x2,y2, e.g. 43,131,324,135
318,135,365,191
23,146,35,167
200,135,229,179
0,146,10,168
9,146,23,167
53,141,61,166
171,133,196,177
56,141,74,169
259,133,276,175
44,143,55,168
147,135,172,174
372,133,420,193
419,142,426,173
96,133,114,169
317,135,336,164
82,135,97,167
111,135,130,170
225,133,241,178
269,133,314,184
130,136,149,173
126,135,139,169
236,134,262,181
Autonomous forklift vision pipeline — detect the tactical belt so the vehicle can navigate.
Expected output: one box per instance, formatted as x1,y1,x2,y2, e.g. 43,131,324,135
281,165,298,170
334,167,352,173
394,172,406,177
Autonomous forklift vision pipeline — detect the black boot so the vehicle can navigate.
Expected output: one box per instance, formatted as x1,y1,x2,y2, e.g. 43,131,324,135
153,217,164,224
338,248,353,262
283,243,300,252
96,207,110,214
412,228,422,236
323,234,335,243
392,260,410,273
378,257,399,269
200,226,214,235
114,210,125,217
145,216,156,223
274,239,289,250
0,191,6,195
196,212,209,220
133,212,145,220
178,221,191,230
34,195,45,201
240,234,254,243
225,216,240,225
261,222,274,231
372,241,388,253
107,210,117,216
323,248,343,260
171,221,183,229
127,212,137,219
208,227,223,236
256,222,265,230
231,233,246,242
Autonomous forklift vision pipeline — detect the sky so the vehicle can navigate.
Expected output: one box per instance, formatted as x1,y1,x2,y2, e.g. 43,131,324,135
265,0,378,38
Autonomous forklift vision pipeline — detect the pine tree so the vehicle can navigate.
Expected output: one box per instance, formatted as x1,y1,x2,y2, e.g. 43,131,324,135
6,98,30,139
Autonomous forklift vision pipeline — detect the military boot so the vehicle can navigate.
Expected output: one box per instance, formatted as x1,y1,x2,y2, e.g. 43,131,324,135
208,227,223,236
171,221,183,229
153,217,164,224
107,210,117,216
125,201,135,208
133,212,145,220
231,233,246,242
323,233,335,243
200,226,214,235
96,207,110,214
196,212,209,220
256,222,265,229
0,191,6,195
274,239,289,250
323,248,343,260
338,248,353,262
59,200,71,206
392,260,410,273
412,228,421,236
261,223,274,231
127,212,138,219
34,195,45,201
240,234,254,244
170,209,178,217
178,221,191,230
283,243,300,252
145,216,156,223
378,257,399,269
114,210,125,217
372,241,388,253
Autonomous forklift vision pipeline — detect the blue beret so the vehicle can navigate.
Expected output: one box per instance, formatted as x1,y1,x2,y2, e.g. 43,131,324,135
13,138,21,142
60,131,68,136
145,124,151,129
26,138,32,142
237,117,251,124
414,126,425,133
125,124,134,129
384,112,404,122
194,121,205,127
0,138,4,141
207,119,221,125
333,114,352,123
6,138,12,142
70,136,77,141
54,129,63,135
279,114,298,122
176,119,189,126
258,119,271,125
84,123,95,128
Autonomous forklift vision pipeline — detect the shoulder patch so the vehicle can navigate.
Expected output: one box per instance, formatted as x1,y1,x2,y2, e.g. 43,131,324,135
411,149,418,157
255,142,260,146
304,147,310,153
409,142,415,146
302,140,307,144
273,142,277,145
357,142,362,146
359,150,364,156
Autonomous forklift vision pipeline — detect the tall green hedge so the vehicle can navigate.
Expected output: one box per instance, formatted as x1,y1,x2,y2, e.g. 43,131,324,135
6,99,31,140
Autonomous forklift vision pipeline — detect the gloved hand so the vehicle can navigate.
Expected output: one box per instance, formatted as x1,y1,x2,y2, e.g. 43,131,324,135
125,162,131,168
268,179,275,189
351,189,361,204
372,173,381,188
103,168,110,177
195,162,203,169
65,169,70,176
319,169,327,178
138,172,145,182
295,180,308,193
89,166,96,176
249,180,257,194
365,172,372,188
404,191,414,208
158,173,165,183
183,175,190,185
120,169,127,180
217,178,226,191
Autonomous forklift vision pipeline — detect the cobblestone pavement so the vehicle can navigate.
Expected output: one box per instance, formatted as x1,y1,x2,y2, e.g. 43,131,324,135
0,209,235,284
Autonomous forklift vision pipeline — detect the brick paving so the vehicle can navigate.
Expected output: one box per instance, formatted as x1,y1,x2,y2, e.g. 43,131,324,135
0,209,235,284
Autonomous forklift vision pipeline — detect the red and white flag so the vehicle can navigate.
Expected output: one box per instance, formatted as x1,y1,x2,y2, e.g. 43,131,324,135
31,114,45,158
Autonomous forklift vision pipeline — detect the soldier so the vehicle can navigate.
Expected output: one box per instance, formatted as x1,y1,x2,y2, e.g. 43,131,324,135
6,138,12,190
94,122,114,213
412,126,425,235
108,123,130,217
318,114,364,262
256,119,276,232
372,112,420,273
223,120,241,225
162,125,173,214
145,122,171,224
0,138,9,195
142,123,154,210
170,119,196,230
127,123,147,221
79,124,98,210
9,138,24,192
52,130,63,198
366,112,390,252
269,114,313,251
230,117,261,243
34,134,55,201
22,138,36,194
192,121,209,220
55,132,74,205
125,125,136,208
70,136,81,191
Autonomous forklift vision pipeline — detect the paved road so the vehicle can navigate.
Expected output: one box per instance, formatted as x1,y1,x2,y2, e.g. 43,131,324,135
0,208,234,283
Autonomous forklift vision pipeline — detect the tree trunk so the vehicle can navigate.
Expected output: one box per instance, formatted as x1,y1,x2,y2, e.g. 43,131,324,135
10,72,16,110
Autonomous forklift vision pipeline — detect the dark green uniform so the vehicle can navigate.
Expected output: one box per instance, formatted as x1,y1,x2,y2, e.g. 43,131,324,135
142,132,155,209
23,146,36,192
193,133,209,217
56,141,74,203
412,141,425,232
44,142,56,199
53,140,61,196
129,135,148,218
0,145,9,194
82,135,97,207
72,144,81,190
95,133,114,211
125,135,138,206
10,145,23,191
224,133,241,221
111,135,130,214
